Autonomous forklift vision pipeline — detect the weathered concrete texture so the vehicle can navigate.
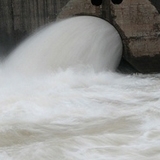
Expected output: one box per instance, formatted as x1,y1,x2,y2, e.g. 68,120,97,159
0,0,69,49
57,0,102,19
111,0,160,73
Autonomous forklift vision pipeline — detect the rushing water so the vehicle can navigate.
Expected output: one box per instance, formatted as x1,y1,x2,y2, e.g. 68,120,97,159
0,16,160,160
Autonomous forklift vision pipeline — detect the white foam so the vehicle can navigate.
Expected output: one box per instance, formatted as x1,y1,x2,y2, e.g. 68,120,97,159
0,16,159,160
0,70,160,160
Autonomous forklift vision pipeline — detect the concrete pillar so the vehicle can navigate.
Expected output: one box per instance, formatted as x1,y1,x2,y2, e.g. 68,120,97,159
110,0,160,73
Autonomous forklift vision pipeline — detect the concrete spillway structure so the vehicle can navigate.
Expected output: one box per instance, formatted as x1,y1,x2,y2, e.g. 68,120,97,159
110,0,160,73
0,0,160,73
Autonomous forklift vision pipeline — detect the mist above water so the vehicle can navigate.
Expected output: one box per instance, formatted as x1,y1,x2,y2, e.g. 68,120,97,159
2,16,122,75
0,16,160,160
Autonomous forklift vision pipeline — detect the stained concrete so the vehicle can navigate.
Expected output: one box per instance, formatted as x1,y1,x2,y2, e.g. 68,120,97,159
111,0,160,73
0,0,69,51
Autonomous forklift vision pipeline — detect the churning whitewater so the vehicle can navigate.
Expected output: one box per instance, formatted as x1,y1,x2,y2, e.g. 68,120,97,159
0,16,160,160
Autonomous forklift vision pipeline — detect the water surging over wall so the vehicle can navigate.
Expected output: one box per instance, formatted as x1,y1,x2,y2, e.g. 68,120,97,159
2,16,122,75
0,16,160,160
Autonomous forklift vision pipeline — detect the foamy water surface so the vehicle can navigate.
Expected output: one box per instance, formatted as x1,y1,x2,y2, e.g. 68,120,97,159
0,16,160,160
0,67,160,160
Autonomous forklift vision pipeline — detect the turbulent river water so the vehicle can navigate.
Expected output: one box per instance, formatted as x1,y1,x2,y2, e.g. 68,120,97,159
0,16,160,160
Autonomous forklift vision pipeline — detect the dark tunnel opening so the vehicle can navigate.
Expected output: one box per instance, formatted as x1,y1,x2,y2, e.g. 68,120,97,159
111,0,123,4
91,0,102,6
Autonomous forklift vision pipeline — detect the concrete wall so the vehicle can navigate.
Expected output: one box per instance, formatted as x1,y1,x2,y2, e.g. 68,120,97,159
0,0,69,51
111,0,160,73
